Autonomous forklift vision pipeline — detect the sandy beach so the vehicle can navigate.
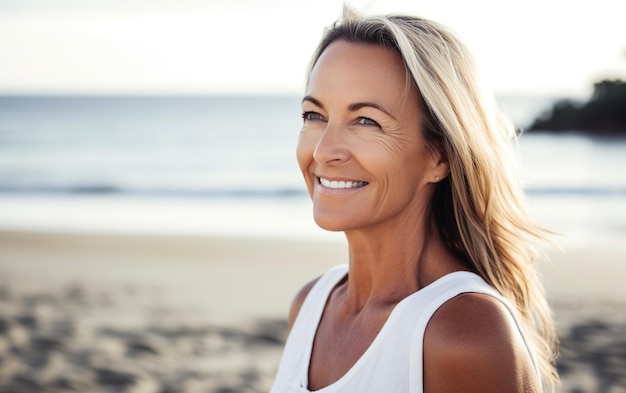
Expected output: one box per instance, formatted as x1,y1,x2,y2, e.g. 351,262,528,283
1,230,625,393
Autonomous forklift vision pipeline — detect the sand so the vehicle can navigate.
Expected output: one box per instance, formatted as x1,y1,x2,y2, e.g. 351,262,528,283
0,230,625,393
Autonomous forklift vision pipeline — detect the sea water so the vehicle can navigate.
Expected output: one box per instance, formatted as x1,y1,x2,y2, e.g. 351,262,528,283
0,96,625,248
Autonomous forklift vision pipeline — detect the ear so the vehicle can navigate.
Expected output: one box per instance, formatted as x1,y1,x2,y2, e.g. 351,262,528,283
432,161,449,183
427,146,450,184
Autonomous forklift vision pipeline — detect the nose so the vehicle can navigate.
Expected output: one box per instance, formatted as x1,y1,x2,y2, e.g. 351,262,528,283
312,123,350,165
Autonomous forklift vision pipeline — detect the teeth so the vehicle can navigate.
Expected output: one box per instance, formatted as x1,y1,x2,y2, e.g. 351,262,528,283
319,178,367,189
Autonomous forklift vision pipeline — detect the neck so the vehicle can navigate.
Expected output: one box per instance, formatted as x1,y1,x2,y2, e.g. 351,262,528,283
342,214,456,312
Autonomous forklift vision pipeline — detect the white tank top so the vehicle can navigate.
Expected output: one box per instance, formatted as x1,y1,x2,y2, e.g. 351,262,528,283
269,265,539,393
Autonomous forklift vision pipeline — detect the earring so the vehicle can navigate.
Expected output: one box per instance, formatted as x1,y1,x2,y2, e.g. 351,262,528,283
435,176,439,181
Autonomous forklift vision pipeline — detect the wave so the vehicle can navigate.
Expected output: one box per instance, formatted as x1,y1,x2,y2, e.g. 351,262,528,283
0,184,625,198
0,185,309,198
525,187,626,196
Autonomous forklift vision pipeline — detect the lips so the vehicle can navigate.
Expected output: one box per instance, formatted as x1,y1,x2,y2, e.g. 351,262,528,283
318,177,368,189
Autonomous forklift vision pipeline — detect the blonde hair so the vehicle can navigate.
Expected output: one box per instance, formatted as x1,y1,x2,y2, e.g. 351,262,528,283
307,7,559,391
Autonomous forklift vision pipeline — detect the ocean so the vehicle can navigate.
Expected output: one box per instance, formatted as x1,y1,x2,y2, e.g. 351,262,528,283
0,96,625,249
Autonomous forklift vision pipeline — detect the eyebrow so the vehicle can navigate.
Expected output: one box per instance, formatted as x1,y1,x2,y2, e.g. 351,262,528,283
302,96,397,121
302,95,324,109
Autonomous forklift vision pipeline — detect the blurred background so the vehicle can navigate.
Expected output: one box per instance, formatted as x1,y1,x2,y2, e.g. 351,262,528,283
0,1,625,392
1,0,625,240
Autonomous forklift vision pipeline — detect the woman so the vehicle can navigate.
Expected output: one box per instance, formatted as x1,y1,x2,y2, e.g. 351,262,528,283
270,8,559,393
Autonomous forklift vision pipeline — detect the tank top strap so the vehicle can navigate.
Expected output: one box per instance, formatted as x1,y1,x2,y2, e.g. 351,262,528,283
288,265,348,385
293,264,349,330
407,272,540,393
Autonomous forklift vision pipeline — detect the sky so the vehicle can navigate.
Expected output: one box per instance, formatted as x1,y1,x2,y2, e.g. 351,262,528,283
0,0,624,97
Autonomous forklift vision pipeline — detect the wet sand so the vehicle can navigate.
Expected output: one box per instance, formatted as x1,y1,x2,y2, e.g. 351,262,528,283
0,230,625,392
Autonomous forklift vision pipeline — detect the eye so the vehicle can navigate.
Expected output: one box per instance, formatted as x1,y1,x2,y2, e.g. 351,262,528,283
302,111,324,122
357,117,380,127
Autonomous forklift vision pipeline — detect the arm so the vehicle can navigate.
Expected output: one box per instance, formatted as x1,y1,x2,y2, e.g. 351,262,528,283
287,277,321,331
423,293,541,393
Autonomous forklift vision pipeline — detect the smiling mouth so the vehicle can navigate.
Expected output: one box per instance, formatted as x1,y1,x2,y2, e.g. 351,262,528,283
318,177,368,189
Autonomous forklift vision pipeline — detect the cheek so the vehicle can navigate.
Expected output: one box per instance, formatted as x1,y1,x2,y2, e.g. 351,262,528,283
371,140,430,189
363,137,416,177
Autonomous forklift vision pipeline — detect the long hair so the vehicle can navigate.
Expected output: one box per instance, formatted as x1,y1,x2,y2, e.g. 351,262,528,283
307,7,559,391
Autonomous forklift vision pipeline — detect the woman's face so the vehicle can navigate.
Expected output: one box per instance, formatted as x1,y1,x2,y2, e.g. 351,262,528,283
298,40,444,233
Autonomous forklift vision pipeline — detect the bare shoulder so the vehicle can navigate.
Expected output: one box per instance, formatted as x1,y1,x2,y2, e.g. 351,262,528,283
423,293,540,393
287,276,321,331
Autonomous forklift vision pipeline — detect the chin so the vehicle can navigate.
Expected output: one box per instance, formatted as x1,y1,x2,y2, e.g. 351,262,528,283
312,211,359,233
314,221,345,233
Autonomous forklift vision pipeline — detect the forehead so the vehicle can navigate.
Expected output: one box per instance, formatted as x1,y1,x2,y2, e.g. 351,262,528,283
307,40,417,109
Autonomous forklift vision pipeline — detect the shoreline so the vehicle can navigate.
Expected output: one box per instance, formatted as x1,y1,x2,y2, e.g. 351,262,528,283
3,229,625,312
1,229,625,392
0,230,345,322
